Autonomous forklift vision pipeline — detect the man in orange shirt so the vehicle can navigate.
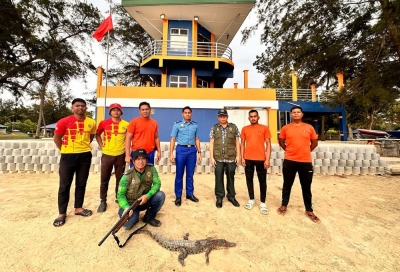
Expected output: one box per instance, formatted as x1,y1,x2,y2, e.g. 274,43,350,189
96,103,129,212
125,102,161,165
240,110,271,215
277,106,320,223
53,98,96,227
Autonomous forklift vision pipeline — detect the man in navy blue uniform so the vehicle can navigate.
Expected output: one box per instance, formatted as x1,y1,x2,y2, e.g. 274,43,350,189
169,106,202,206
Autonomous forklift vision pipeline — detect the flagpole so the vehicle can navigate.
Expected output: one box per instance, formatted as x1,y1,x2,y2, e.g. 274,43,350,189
104,0,112,120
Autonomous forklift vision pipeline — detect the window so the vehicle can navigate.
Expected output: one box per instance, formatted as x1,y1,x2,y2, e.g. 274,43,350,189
169,75,188,88
197,78,209,88
170,28,188,51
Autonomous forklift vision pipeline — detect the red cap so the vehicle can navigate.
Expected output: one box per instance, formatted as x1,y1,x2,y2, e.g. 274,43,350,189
109,103,123,115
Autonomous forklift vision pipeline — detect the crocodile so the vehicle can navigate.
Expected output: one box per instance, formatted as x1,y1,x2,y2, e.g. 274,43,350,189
137,229,236,266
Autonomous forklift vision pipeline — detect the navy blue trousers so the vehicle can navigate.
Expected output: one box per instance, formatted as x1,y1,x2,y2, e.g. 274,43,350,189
174,145,197,197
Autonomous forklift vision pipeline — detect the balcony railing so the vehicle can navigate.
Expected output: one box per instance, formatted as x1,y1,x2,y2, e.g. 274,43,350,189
142,40,233,62
276,89,330,102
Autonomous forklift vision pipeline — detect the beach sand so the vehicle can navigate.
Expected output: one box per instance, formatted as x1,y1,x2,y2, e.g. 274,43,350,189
0,172,399,271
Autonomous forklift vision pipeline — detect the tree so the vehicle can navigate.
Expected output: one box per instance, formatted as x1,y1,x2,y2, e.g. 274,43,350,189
244,0,400,130
103,5,154,86
0,0,103,137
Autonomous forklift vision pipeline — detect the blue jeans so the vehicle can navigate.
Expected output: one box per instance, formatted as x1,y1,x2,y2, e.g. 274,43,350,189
175,145,197,197
118,191,165,229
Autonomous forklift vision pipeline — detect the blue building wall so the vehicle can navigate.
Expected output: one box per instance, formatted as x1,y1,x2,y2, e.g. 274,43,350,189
198,24,211,40
119,107,221,142
167,20,193,56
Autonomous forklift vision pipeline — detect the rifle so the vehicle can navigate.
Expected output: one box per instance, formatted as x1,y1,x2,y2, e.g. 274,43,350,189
98,199,146,247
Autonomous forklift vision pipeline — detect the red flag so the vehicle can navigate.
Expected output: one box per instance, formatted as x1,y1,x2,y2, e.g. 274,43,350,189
92,14,113,42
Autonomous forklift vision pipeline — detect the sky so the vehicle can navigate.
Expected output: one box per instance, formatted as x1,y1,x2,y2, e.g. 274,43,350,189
4,0,266,103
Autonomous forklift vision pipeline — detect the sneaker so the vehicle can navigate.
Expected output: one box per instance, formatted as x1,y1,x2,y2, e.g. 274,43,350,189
97,201,107,213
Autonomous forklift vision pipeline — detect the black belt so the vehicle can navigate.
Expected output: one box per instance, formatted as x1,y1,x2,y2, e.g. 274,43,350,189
178,144,194,147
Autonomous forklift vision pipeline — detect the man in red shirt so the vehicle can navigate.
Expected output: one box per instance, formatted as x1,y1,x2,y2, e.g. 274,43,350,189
240,110,271,215
125,102,161,165
96,103,129,212
53,98,96,227
277,106,320,223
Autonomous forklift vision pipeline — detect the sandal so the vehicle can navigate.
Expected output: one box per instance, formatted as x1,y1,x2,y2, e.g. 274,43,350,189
277,206,287,216
244,200,255,210
305,212,321,223
53,215,66,227
260,203,269,215
74,209,92,217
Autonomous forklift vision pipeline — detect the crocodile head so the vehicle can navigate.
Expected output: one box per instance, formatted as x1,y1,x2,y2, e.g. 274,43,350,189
211,239,236,248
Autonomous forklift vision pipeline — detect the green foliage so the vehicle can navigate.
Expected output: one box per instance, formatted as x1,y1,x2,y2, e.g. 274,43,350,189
5,119,36,133
245,0,400,129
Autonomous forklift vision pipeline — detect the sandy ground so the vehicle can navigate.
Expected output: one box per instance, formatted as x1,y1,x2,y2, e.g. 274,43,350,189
0,172,399,272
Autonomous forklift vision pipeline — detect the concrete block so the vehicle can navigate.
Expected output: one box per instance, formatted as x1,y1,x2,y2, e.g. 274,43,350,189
204,165,214,174
320,166,328,175
371,153,380,160
272,145,281,152
368,167,377,175
96,150,103,158
48,150,56,156
7,163,17,172
37,143,45,149
346,160,355,167
0,163,7,171
5,149,12,155
314,159,322,166
354,160,362,167
316,152,324,159
22,149,31,155
12,142,20,149
25,164,34,171
14,156,23,163
205,151,210,159
340,153,348,160
356,153,364,160
348,153,356,160
12,149,21,156
336,166,344,175
328,166,336,175
322,159,330,167
277,152,285,159
360,167,368,175
318,146,327,152
338,160,346,167
34,164,43,173
200,143,208,151
51,164,60,172
6,156,14,163
311,152,316,159
370,160,379,167
43,164,52,173
0,156,5,163
362,160,370,167
357,147,366,153
344,166,353,175
378,160,387,167
330,160,338,167
201,158,209,165
89,164,95,172
196,165,205,174
274,159,282,167
93,164,101,173
38,149,47,156
332,153,340,160
313,165,321,175
324,152,332,159
40,156,49,164
352,167,361,175
28,142,37,149
270,152,277,159
170,165,176,174
364,153,372,160
378,166,385,174
271,166,280,174
30,149,39,155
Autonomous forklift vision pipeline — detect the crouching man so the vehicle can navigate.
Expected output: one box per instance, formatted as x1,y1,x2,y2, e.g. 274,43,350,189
117,149,165,228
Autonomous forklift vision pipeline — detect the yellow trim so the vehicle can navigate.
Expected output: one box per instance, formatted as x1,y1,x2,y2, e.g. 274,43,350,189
97,107,105,124
291,71,297,101
192,21,198,57
268,109,278,144
159,58,163,67
141,55,234,67
311,84,317,102
162,19,168,56
244,70,249,89
214,61,219,69
97,86,276,100
161,68,167,87
96,67,103,98
192,68,196,88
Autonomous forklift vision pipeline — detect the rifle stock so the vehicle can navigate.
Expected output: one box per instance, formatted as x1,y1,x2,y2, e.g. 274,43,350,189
98,199,141,246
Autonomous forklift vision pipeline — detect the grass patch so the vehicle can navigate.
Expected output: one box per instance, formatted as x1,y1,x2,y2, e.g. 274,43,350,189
0,132,37,140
